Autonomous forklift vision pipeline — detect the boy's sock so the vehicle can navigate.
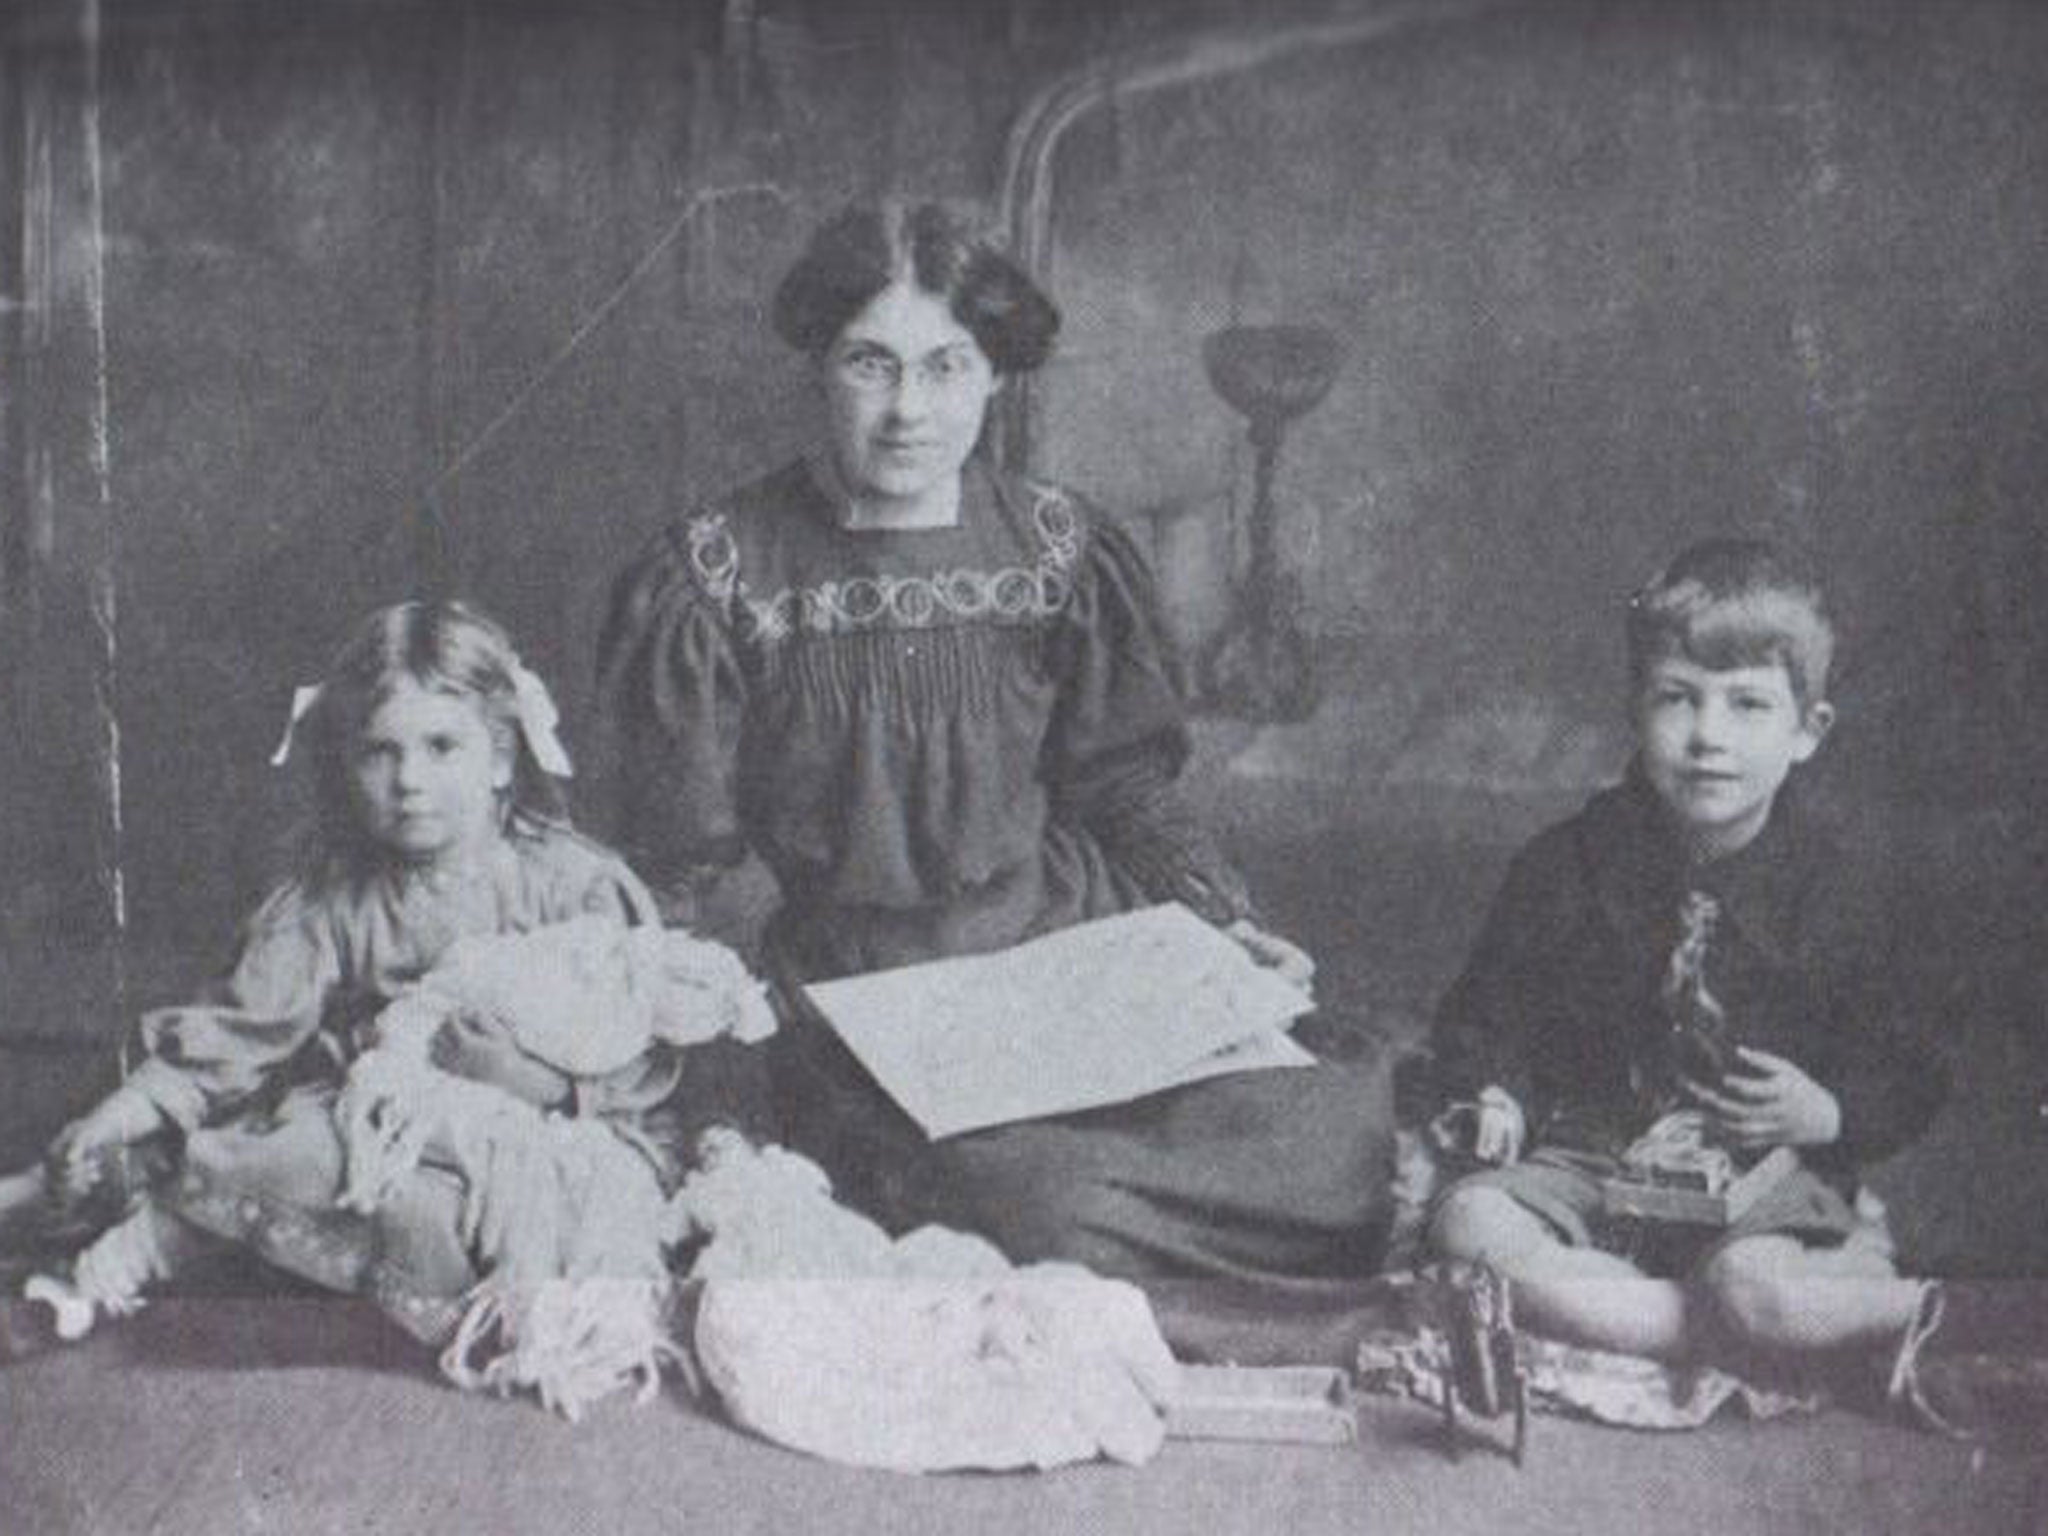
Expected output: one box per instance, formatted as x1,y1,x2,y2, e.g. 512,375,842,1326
1886,1280,1961,1435
1888,1278,2048,1446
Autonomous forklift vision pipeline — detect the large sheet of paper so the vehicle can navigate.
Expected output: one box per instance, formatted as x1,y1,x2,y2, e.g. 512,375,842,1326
803,903,1315,1139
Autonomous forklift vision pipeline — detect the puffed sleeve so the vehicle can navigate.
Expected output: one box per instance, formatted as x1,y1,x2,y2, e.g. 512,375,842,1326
122,882,343,1131
510,814,662,929
569,832,661,930
597,521,752,916
1043,507,1252,925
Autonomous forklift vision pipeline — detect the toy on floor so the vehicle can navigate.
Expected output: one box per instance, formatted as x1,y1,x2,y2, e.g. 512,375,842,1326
1435,1261,1529,1466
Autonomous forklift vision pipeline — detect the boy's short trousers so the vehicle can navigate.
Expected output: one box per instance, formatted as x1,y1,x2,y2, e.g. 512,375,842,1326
1438,1146,1891,1278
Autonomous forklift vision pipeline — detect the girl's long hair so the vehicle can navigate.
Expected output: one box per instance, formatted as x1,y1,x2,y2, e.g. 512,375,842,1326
289,599,570,878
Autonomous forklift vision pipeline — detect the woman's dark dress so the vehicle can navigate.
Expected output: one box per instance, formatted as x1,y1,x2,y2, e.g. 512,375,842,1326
601,456,1391,1279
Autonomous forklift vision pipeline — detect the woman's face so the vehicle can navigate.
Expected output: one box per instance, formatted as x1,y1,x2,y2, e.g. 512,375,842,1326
821,280,997,507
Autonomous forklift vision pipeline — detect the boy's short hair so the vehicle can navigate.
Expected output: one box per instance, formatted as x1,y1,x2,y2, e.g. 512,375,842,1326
1627,537,1835,710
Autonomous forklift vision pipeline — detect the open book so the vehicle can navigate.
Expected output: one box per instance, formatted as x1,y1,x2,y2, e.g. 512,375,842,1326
802,904,1316,1139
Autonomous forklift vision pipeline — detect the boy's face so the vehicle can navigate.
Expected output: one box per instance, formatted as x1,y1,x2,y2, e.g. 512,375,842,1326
1635,654,1831,856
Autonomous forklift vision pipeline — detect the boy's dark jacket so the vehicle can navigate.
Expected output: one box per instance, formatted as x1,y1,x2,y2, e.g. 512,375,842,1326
1434,766,1948,1190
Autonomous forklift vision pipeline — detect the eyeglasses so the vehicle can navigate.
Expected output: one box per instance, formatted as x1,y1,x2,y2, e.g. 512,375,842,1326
829,342,989,394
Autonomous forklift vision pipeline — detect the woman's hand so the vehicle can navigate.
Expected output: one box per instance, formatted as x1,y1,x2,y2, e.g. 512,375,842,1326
1685,1045,1842,1149
1224,918,1316,998
47,1088,164,1198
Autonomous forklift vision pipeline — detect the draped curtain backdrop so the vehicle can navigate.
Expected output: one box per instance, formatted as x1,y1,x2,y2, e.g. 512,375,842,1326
3,0,2044,1042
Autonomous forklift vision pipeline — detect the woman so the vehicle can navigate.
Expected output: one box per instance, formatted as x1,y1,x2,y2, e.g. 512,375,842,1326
600,200,1392,1280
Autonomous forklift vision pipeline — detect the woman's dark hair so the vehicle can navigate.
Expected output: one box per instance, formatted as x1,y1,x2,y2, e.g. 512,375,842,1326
770,200,1060,374
294,599,569,870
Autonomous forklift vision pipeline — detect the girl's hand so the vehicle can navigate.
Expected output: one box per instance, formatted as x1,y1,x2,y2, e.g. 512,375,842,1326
1684,1045,1842,1149
47,1088,164,1197
1224,918,1317,998
429,1011,572,1110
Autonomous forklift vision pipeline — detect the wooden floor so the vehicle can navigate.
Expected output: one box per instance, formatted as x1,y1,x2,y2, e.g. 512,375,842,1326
2,1296,2041,1536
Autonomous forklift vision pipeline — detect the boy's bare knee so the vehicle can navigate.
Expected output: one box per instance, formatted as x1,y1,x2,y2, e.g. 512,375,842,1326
1428,1185,1552,1266
1700,1238,1804,1341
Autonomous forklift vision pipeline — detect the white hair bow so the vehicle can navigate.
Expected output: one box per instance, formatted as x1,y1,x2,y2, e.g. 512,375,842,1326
269,685,326,768
267,665,575,778
508,665,575,778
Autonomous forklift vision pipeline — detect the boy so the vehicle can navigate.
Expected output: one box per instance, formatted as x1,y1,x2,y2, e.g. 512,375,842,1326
1428,538,1950,1392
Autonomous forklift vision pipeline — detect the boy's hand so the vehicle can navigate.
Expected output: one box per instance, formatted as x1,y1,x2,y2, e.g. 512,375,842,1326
1225,918,1317,998
1471,1087,1526,1165
1685,1046,1841,1148
1432,1086,1526,1165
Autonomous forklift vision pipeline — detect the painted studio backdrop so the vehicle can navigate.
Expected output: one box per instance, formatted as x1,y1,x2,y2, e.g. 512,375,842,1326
3,0,2045,1243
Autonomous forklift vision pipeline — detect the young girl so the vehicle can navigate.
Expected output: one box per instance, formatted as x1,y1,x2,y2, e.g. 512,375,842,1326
11,600,737,1408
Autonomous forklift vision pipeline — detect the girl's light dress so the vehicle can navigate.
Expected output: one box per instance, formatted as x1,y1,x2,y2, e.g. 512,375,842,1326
121,815,685,1341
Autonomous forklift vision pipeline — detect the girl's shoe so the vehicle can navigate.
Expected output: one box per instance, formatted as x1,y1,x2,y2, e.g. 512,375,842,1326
20,1274,99,1342
20,1203,187,1342
0,1289,70,1362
